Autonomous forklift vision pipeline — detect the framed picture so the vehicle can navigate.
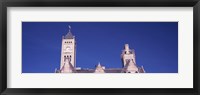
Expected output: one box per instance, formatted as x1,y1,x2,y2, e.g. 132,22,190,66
0,0,200,95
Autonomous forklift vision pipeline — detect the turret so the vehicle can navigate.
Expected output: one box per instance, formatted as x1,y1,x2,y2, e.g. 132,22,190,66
121,44,138,73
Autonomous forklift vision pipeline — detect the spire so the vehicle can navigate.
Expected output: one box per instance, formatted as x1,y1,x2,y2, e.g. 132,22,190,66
97,62,102,67
68,25,71,32
94,62,105,73
65,25,74,39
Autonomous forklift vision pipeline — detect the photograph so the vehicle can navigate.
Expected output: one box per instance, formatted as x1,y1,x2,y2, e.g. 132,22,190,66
22,22,178,73
1,0,199,94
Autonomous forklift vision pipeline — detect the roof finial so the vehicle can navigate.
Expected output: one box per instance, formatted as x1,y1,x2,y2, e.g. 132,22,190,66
68,25,71,32
65,25,74,39
97,62,101,67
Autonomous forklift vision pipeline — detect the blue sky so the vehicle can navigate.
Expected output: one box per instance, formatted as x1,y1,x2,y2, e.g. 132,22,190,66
22,22,178,73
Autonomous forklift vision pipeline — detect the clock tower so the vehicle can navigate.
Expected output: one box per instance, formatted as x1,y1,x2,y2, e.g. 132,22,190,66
60,25,76,73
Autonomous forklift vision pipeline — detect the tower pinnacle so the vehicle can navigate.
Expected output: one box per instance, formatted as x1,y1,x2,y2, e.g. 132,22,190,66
68,25,71,32
65,25,74,39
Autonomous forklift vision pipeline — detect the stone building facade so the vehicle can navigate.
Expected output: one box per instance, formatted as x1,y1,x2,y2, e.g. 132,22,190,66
55,26,145,73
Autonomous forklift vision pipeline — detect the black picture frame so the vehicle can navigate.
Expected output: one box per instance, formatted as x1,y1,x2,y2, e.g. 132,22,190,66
0,0,200,95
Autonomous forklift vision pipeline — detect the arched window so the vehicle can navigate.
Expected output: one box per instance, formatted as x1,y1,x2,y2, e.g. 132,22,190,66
64,56,66,62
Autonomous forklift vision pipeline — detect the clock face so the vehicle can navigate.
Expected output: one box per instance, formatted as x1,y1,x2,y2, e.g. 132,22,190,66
65,46,73,52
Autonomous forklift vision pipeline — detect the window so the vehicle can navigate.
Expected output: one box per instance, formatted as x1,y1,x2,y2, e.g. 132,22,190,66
64,56,66,62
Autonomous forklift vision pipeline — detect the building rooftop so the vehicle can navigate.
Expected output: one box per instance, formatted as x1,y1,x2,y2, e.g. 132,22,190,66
65,31,74,39
75,68,123,73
